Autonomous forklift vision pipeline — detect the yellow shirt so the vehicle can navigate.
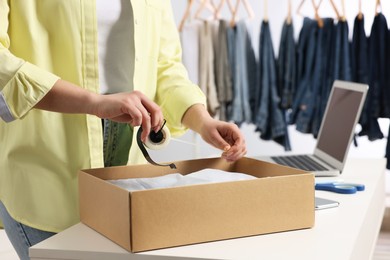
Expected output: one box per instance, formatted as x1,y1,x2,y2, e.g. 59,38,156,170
0,0,206,232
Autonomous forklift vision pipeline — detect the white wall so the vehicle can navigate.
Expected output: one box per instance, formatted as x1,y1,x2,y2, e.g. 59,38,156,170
149,0,390,163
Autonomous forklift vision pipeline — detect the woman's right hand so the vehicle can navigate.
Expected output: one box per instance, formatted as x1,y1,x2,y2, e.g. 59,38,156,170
94,90,164,142
34,79,163,142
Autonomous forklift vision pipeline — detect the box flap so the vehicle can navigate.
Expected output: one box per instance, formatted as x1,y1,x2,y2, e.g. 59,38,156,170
234,157,311,177
82,157,308,180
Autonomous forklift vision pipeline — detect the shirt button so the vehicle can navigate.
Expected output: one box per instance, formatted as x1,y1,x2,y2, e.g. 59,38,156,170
135,19,139,25
135,56,139,62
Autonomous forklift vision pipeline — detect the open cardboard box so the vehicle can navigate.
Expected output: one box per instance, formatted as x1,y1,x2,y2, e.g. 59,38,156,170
79,157,315,252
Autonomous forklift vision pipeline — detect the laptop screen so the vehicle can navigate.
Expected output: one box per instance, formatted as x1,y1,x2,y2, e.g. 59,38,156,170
316,86,364,162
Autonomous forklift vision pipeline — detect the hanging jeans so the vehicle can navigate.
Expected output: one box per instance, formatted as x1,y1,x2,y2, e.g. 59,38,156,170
351,15,369,85
294,18,335,137
276,19,296,151
295,21,324,134
313,18,337,137
290,18,317,126
360,13,388,141
255,21,290,150
332,20,352,82
230,20,252,125
277,20,296,110
351,15,369,146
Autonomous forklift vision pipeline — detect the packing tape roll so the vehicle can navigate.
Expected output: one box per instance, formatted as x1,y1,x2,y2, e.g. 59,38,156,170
144,125,171,150
136,123,176,169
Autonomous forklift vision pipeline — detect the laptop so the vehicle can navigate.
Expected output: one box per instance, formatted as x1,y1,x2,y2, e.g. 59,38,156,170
259,80,368,177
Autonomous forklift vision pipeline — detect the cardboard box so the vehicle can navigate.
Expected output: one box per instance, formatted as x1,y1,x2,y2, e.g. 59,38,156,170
79,157,315,252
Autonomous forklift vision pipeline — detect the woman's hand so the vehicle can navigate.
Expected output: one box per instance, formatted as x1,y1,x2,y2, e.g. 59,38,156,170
34,79,163,141
182,104,247,162
94,90,163,141
199,118,247,161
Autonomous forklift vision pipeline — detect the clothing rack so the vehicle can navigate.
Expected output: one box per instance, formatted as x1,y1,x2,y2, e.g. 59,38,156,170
177,0,390,165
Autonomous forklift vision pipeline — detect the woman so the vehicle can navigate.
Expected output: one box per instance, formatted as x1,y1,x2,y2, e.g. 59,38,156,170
0,0,246,259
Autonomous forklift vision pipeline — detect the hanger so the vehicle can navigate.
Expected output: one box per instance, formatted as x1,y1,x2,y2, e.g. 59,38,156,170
313,0,343,21
214,0,234,20
229,0,255,27
242,0,255,19
286,0,292,24
296,0,307,17
375,0,382,16
311,0,324,27
178,0,194,32
297,0,319,17
264,0,269,22
357,0,363,20
328,0,341,20
178,0,216,32
194,0,217,20
338,0,346,21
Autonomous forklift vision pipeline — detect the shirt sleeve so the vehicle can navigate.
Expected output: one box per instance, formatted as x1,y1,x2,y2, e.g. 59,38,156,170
154,0,206,136
0,1,59,122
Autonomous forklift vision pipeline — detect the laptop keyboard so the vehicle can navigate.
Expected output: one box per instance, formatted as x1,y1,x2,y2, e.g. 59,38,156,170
270,155,329,171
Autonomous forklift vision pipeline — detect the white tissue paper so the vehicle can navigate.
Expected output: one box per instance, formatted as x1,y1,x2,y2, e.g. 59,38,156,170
107,168,256,192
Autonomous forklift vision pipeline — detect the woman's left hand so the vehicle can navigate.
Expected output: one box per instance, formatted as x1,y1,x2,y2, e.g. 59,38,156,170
182,104,247,162
198,118,247,162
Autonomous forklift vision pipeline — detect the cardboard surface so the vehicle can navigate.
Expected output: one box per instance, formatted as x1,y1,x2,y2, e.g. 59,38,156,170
79,157,315,252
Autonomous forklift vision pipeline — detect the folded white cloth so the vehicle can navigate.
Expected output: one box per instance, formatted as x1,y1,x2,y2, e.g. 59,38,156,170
107,168,256,192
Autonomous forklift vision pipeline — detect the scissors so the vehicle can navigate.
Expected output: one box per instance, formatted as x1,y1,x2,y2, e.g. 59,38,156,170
315,182,365,194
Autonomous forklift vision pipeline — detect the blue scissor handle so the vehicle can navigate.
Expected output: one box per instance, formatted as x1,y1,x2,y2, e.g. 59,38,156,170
315,183,365,194
344,183,365,191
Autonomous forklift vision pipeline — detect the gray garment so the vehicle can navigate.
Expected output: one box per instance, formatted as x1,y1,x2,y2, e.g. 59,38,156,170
230,20,252,125
226,26,236,121
198,20,220,116
214,20,233,121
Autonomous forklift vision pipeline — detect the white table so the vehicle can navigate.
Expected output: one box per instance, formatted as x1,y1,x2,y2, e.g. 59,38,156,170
30,158,386,260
